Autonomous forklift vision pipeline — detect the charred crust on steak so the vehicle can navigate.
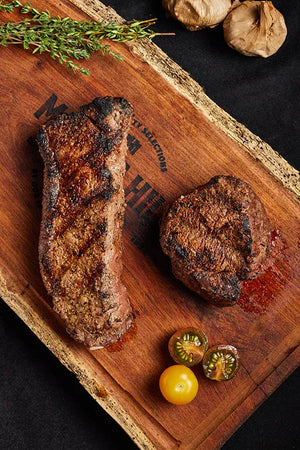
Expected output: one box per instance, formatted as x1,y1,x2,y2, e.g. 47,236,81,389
81,97,115,121
98,186,113,202
174,242,190,260
37,97,134,348
160,175,271,307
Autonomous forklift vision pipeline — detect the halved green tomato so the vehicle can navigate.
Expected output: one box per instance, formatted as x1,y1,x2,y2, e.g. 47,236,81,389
202,345,239,381
168,327,209,367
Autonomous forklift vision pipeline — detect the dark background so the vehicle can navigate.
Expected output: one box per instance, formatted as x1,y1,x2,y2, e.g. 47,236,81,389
1,0,299,449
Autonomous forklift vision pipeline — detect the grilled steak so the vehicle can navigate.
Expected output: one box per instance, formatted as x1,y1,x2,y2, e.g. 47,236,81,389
37,96,134,348
160,175,271,306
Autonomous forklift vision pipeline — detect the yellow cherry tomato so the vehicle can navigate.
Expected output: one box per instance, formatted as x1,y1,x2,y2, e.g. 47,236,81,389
159,365,198,405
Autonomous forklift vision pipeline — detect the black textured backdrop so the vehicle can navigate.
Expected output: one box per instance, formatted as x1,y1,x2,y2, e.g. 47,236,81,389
1,1,299,449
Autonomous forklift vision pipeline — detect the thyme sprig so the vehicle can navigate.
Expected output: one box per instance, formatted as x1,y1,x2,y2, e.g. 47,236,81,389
0,1,171,75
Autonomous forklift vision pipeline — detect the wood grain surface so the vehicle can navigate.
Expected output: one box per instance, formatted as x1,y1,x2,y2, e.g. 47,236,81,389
0,1,299,449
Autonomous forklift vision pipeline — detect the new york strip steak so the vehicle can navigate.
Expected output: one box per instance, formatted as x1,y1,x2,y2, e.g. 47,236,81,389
37,97,133,348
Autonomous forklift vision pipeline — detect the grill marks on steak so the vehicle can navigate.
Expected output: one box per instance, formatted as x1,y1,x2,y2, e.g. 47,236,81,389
37,97,134,348
160,176,271,306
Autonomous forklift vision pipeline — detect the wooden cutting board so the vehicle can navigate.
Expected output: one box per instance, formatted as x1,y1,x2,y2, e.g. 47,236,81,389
0,1,299,448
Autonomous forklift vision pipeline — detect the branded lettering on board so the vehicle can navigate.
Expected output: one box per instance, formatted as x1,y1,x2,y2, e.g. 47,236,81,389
31,94,167,247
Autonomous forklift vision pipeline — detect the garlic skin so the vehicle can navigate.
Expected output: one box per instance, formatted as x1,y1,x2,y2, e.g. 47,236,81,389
223,1,287,57
163,0,233,30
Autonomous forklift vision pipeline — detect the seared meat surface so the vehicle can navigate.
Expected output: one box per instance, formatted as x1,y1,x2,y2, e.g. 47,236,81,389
160,175,271,306
37,97,133,348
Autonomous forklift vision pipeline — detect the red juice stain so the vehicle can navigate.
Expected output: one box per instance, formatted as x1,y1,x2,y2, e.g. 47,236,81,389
106,307,137,353
238,229,289,314
106,321,137,352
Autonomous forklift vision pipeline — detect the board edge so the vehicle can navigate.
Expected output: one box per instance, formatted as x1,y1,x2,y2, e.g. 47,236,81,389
0,271,158,450
1,261,299,449
1,1,299,448
68,0,299,200
197,346,300,450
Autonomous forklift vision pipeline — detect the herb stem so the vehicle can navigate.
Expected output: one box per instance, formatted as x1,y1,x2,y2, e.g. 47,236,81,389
0,1,174,75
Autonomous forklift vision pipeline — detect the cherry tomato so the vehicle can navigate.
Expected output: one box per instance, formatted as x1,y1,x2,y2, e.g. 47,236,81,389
159,365,198,405
202,345,239,381
168,327,208,367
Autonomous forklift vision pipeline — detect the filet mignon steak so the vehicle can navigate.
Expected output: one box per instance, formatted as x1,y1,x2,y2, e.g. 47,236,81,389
160,175,271,306
37,97,133,348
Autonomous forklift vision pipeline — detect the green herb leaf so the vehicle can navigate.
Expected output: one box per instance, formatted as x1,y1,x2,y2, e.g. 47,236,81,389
0,1,172,75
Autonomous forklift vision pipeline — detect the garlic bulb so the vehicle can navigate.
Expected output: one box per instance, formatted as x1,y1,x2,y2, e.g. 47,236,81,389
223,1,287,57
163,0,233,30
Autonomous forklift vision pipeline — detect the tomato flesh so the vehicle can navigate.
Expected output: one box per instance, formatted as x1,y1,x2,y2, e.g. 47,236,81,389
168,327,208,367
159,365,198,405
202,345,239,381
